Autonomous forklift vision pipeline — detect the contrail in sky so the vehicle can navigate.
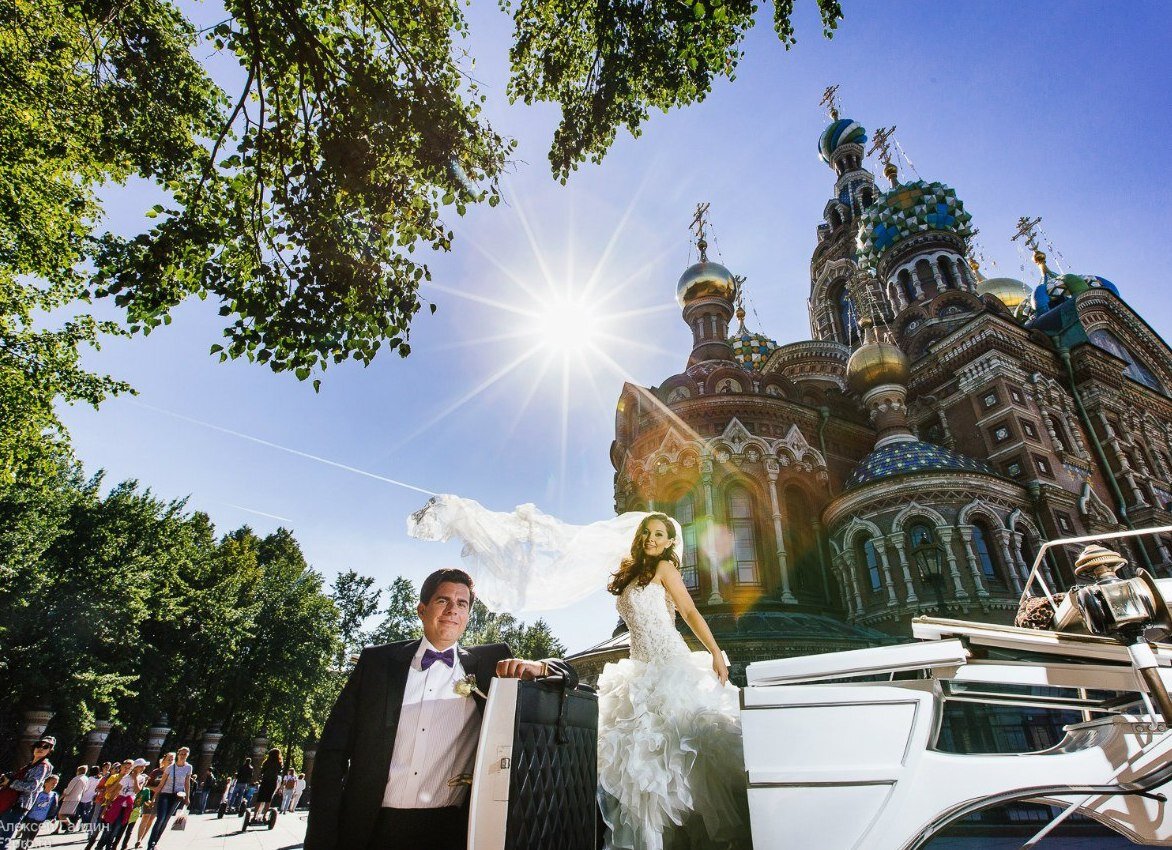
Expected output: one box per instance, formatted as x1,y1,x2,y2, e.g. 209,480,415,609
128,399,438,497
221,502,295,524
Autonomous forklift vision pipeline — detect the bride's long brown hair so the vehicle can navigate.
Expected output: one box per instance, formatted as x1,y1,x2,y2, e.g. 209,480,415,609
607,513,681,595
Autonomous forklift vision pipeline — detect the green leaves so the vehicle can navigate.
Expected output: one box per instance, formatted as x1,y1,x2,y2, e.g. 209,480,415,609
3,0,844,409
505,0,843,180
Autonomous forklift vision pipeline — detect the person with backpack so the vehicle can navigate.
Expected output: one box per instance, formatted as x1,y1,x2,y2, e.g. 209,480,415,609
0,736,55,850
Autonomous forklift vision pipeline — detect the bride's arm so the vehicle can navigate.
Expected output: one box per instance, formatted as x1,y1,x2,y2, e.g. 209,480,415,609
655,562,730,684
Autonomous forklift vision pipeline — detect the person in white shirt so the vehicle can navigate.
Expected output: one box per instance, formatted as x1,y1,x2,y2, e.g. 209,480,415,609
305,568,576,850
289,775,306,812
57,765,89,831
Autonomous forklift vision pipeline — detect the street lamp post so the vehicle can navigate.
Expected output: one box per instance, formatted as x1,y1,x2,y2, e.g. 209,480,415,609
912,540,948,617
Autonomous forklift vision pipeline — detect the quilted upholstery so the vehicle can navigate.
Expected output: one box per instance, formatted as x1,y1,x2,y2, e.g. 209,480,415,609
505,681,598,850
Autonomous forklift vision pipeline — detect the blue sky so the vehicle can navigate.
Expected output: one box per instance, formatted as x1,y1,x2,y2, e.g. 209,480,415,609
59,2,1172,652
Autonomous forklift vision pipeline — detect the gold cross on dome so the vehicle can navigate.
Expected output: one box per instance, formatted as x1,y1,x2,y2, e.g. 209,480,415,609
868,126,897,169
1011,215,1044,251
690,202,711,261
820,85,841,120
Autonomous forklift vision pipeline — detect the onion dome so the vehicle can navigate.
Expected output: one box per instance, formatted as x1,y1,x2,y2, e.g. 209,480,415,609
676,260,737,308
845,440,999,490
818,119,867,164
1027,254,1123,317
977,276,1032,311
728,307,778,370
855,180,974,271
845,318,909,396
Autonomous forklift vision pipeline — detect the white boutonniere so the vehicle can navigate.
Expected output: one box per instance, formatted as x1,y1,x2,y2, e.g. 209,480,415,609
454,674,487,699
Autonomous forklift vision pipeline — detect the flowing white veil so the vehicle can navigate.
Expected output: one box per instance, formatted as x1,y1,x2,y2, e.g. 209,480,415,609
407,494,683,615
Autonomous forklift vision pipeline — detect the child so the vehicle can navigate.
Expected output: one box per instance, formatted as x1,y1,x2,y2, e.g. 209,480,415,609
16,774,59,849
119,784,152,850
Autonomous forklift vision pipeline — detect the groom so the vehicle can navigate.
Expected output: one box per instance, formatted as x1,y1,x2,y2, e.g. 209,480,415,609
306,568,577,850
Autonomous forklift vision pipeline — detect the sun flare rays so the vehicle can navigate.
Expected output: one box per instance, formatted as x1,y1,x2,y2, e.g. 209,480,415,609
406,185,685,507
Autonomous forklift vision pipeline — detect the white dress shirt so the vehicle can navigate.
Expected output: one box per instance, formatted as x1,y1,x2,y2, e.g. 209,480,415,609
383,638,480,809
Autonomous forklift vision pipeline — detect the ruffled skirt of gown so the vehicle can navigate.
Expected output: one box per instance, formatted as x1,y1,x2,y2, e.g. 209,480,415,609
597,650,751,850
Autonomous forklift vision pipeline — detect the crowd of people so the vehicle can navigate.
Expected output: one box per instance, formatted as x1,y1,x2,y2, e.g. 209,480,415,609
0,737,308,848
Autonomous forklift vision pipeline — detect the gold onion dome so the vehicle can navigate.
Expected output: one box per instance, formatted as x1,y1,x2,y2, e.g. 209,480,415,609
676,260,737,308
846,319,910,396
977,276,1033,311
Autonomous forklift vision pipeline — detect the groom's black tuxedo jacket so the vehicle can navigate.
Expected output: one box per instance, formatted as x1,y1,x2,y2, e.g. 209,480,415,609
305,638,577,850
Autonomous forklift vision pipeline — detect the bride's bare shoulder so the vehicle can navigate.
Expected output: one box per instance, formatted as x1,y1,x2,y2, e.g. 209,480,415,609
652,560,680,581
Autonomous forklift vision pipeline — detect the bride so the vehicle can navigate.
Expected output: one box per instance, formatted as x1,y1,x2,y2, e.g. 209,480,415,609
597,513,749,850
408,497,750,850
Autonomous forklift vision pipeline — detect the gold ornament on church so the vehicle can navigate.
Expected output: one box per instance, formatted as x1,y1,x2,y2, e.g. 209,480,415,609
845,318,910,396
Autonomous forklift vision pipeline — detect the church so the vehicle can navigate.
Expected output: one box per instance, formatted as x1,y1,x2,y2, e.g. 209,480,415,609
570,100,1172,732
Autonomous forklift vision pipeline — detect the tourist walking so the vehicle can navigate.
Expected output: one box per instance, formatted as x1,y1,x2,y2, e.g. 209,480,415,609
119,781,151,850
0,736,55,850
78,765,102,825
13,774,58,849
86,764,111,830
88,760,131,850
97,760,147,850
57,765,88,831
134,753,171,850
279,770,296,813
145,748,191,850
289,774,306,812
193,769,215,814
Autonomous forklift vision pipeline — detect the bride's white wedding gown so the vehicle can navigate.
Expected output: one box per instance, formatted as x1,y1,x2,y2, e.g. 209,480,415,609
597,581,751,850
406,495,751,848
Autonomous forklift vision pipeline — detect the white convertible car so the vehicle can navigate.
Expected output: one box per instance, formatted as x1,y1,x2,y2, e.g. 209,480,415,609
468,527,1172,850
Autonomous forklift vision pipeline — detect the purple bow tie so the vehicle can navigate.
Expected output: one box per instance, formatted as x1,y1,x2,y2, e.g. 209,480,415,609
421,647,455,670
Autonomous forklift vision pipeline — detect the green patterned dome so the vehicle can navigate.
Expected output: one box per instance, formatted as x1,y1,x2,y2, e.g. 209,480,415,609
729,326,778,370
856,181,974,271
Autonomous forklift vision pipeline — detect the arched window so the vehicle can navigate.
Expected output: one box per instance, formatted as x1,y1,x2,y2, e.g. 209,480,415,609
674,493,699,589
908,522,935,548
837,286,860,346
857,536,881,592
937,256,957,289
915,259,935,293
726,486,760,584
1089,329,1164,393
898,268,915,301
971,521,1001,582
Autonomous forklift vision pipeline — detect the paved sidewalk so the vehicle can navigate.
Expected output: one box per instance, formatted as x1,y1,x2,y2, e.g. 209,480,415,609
24,814,1145,849
28,811,307,850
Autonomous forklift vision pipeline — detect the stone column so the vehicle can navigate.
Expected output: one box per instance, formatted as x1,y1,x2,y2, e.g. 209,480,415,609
765,463,796,603
81,719,114,766
251,732,270,782
996,529,1024,594
957,527,990,598
839,551,863,614
701,460,723,605
872,539,899,606
888,535,919,603
15,707,54,769
938,529,969,599
197,724,224,776
144,716,171,767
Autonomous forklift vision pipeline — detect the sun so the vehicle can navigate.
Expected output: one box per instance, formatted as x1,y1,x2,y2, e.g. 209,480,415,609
533,292,602,357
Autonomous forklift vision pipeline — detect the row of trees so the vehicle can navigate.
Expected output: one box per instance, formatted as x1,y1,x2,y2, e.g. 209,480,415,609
0,455,564,772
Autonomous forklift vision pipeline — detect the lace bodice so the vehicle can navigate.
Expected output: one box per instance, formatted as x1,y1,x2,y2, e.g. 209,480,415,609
617,582,691,663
